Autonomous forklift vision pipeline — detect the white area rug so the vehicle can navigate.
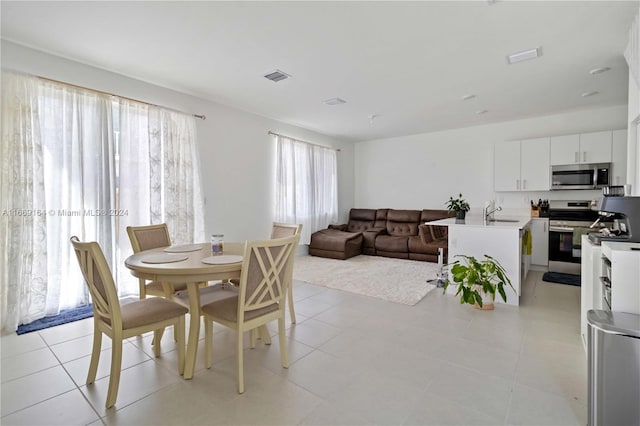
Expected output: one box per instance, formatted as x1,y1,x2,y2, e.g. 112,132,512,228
293,255,439,305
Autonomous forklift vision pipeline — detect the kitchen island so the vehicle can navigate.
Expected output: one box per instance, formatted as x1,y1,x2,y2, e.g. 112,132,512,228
427,215,532,306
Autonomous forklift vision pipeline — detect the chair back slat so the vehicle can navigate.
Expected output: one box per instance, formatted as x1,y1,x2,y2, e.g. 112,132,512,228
70,236,122,327
127,224,171,253
270,222,302,239
238,235,299,316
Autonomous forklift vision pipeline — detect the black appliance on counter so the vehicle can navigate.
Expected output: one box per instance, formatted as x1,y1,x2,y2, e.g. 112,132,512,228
588,196,640,244
548,200,612,275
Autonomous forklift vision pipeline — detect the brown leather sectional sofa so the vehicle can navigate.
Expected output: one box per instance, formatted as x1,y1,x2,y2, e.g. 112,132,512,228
308,208,454,262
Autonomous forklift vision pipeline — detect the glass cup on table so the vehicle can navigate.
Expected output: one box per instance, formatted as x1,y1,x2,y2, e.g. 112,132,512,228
211,234,224,256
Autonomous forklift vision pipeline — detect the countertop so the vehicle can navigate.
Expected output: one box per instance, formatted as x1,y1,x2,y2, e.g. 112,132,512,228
427,215,532,230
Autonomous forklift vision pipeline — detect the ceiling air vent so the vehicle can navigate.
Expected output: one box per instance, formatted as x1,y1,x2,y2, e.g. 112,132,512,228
323,97,347,105
264,70,291,82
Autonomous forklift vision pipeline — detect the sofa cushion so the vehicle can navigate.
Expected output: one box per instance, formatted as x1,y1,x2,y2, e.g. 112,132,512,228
375,235,409,253
310,229,362,252
374,209,389,228
408,235,444,254
385,210,421,236
347,208,376,233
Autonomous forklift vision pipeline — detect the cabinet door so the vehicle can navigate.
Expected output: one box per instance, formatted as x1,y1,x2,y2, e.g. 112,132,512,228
579,131,612,164
550,134,579,165
520,137,550,191
494,141,521,191
611,129,627,185
531,218,549,266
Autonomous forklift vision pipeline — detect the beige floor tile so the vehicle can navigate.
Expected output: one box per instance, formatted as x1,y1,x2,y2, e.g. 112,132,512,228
37,318,94,346
286,318,343,348
515,353,588,402
325,370,425,425
63,342,152,386
79,359,182,416
49,334,112,364
201,373,323,425
425,362,513,421
282,350,363,399
311,304,370,327
103,380,232,425
434,336,520,381
403,391,504,425
506,383,587,425
299,401,371,425
1,366,76,417
290,298,334,319
291,282,327,301
1,332,47,359
1,347,60,383
0,389,99,426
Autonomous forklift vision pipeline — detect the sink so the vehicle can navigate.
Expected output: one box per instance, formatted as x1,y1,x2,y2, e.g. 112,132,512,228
487,219,520,223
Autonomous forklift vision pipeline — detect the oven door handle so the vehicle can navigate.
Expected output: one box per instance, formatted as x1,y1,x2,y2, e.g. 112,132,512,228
549,226,574,232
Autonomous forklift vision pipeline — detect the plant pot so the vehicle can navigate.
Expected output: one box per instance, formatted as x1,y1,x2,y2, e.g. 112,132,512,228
473,301,495,310
455,210,466,220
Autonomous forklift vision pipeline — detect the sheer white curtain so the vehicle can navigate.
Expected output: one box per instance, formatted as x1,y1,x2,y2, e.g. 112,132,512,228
274,134,338,244
115,102,205,293
1,72,114,331
1,72,205,330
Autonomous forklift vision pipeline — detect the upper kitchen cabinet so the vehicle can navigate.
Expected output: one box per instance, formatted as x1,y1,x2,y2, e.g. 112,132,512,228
495,137,550,191
611,129,627,186
550,131,612,165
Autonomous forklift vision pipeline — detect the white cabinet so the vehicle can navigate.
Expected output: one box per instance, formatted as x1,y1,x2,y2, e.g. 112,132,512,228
581,236,603,353
495,138,550,191
611,129,627,186
550,131,612,165
521,138,550,190
530,218,548,266
494,141,520,191
580,131,612,164
550,134,579,165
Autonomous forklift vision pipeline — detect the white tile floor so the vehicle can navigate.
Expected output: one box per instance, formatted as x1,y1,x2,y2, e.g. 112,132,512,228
0,270,587,425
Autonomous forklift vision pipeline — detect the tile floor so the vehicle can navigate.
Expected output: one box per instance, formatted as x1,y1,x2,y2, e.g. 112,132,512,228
0,270,587,425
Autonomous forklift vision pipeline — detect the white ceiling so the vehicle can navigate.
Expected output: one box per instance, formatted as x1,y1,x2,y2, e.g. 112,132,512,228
1,1,638,142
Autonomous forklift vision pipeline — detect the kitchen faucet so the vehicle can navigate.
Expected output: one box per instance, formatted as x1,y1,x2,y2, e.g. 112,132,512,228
484,205,502,222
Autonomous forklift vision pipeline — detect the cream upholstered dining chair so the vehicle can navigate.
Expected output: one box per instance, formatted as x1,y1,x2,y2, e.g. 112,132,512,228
70,236,188,409
270,222,302,323
230,222,302,324
126,223,187,299
202,234,300,393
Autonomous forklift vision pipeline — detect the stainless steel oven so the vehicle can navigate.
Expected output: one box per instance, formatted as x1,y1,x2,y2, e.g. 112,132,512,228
548,200,600,275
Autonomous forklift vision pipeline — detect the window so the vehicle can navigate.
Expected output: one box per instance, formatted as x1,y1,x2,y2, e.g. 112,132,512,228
274,134,338,244
0,72,204,331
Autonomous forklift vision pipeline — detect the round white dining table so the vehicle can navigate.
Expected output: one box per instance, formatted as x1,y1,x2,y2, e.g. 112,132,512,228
125,242,245,379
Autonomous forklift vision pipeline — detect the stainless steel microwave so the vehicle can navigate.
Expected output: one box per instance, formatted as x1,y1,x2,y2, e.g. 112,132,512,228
550,163,610,190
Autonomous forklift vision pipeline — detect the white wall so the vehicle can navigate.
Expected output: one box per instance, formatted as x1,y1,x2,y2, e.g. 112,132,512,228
1,41,355,240
355,105,628,215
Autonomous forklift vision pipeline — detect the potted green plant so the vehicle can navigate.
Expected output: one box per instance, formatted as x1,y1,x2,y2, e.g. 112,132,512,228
446,193,470,220
443,254,514,310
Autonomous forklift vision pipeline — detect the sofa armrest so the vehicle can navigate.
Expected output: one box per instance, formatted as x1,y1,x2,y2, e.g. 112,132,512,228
418,225,433,244
328,224,348,231
364,227,387,236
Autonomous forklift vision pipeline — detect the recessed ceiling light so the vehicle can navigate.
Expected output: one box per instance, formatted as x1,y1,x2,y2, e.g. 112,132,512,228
581,91,600,97
323,97,347,106
589,67,611,75
506,47,542,65
476,109,489,115
263,70,291,82
462,94,476,101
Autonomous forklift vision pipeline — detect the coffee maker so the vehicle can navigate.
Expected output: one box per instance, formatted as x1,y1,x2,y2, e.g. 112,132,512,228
592,196,640,243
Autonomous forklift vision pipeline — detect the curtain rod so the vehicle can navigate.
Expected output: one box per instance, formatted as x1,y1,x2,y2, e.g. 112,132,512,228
31,74,206,120
268,131,341,152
